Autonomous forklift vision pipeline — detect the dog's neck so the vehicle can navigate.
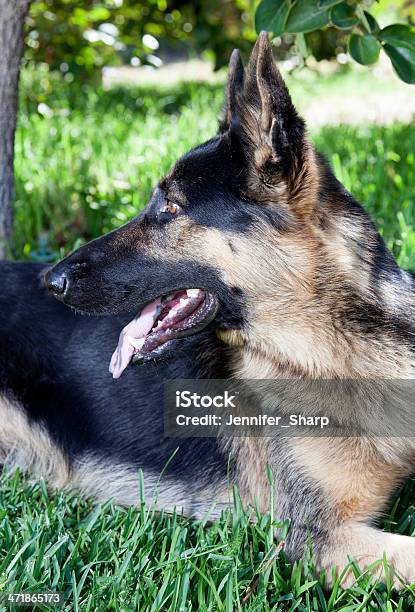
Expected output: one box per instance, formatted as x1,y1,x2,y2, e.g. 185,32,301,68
221,192,415,380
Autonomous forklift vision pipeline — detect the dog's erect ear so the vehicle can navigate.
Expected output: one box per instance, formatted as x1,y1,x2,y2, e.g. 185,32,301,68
236,33,317,214
219,49,245,133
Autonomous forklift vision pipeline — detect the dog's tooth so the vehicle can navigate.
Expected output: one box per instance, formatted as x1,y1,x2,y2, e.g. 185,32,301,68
128,336,146,349
163,303,183,322
186,289,200,298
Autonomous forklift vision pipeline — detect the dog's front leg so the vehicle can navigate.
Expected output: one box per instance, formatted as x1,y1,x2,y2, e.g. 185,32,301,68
235,436,415,587
282,437,415,588
317,522,415,587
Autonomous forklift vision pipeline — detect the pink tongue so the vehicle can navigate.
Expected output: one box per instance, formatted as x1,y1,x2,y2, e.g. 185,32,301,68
109,297,161,379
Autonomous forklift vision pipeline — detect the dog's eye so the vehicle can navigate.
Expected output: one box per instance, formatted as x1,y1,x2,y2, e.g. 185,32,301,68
161,201,181,215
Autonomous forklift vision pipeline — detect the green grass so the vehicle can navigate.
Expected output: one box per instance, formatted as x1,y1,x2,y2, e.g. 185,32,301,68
2,68,415,609
1,470,415,610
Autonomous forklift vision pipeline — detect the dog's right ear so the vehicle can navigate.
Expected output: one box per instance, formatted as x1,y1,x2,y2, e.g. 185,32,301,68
219,49,245,133
230,33,318,216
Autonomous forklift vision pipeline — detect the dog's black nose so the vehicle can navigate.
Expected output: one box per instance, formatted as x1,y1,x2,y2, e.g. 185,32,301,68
45,269,68,296
45,261,90,300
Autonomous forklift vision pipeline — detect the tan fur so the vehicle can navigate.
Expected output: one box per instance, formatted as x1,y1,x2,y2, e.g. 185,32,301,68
166,215,413,380
132,200,415,383
0,395,230,519
155,139,415,585
239,104,289,205
287,142,319,218
72,455,230,519
320,214,374,296
319,523,415,588
118,142,415,589
201,219,415,379
286,436,415,586
222,438,270,512
0,395,70,488
215,328,245,347
290,437,411,522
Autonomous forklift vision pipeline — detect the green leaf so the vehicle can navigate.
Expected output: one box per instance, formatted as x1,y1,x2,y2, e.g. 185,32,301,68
286,0,330,33
255,0,291,36
348,34,381,65
331,3,359,30
318,0,343,7
384,44,415,84
380,24,415,52
354,5,376,34
361,11,379,35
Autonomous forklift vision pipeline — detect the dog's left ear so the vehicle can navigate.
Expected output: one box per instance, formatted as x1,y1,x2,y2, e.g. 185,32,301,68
235,33,317,215
219,48,245,133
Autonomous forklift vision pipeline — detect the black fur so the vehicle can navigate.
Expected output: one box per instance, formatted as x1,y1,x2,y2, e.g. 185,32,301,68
0,261,233,487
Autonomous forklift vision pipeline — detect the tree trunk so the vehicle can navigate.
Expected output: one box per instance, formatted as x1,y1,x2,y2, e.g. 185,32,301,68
0,0,31,258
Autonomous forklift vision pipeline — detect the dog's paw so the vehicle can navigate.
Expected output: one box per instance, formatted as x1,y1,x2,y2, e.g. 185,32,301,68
319,525,415,590
332,556,415,590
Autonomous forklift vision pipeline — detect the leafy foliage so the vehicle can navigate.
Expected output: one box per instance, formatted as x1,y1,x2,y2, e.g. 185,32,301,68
381,24,415,83
255,0,415,83
348,33,380,65
255,0,291,38
25,0,256,77
25,1,415,82
286,0,331,34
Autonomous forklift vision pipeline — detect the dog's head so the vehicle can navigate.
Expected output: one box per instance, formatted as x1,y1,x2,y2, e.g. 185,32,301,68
46,33,323,378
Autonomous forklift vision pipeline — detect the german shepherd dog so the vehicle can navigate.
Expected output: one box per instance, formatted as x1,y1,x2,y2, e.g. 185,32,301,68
1,33,415,587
